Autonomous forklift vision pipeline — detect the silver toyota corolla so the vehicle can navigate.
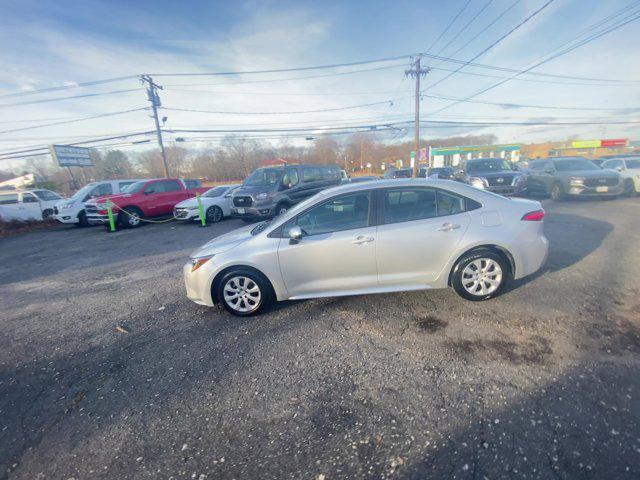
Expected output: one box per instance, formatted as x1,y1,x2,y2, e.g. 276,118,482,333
184,179,548,316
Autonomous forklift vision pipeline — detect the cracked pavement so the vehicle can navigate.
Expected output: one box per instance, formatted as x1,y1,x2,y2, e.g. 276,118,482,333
1,197,639,479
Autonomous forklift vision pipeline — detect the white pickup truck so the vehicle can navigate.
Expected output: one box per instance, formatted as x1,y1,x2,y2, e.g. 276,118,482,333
0,189,64,221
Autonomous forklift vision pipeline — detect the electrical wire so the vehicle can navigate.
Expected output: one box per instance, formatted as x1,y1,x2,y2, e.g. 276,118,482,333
0,107,149,134
0,88,141,108
426,0,473,53
434,0,496,57
0,75,139,100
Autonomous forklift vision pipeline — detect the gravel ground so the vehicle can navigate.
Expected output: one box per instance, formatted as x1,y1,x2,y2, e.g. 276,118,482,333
1,197,639,480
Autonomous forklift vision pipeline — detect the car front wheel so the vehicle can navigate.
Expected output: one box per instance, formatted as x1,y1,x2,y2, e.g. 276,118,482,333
216,269,273,316
206,205,223,223
451,251,508,301
550,182,565,201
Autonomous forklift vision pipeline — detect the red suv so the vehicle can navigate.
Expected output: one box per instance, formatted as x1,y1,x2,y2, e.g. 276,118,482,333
85,178,208,228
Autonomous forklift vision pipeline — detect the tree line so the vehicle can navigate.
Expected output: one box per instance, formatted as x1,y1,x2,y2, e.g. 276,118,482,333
2,133,497,193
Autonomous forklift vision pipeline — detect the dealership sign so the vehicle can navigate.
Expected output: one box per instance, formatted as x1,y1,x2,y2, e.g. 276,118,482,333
571,139,628,149
49,145,93,167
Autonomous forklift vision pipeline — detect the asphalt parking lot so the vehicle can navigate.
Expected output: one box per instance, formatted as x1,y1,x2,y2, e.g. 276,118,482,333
1,197,639,480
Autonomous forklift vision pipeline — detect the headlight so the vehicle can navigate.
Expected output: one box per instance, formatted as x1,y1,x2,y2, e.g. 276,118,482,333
190,255,214,272
61,201,76,210
569,177,585,186
469,177,487,189
255,192,270,200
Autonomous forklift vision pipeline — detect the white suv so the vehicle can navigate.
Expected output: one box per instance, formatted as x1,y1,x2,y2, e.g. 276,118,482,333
601,156,640,196
54,179,141,226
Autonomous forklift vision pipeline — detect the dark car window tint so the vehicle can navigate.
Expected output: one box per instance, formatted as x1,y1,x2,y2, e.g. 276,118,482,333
95,183,113,196
320,166,340,181
0,193,19,205
437,190,465,216
118,181,135,191
283,168,299,188
383,188,437,224
626,159,640,168
292,192,370,236
302,167,320,182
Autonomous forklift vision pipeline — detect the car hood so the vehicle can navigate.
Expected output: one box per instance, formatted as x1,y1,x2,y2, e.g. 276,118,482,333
85,193,132,205
190,223,256,258
558,170,619,178
233,185,275,196
175,197,199,208
471,171,521,178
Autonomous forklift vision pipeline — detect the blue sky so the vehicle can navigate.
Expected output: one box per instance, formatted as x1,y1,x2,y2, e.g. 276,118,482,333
1,0,639,164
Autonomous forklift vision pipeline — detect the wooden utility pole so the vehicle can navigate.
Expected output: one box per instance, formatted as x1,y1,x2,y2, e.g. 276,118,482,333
141,75,170,178
405,55,430,178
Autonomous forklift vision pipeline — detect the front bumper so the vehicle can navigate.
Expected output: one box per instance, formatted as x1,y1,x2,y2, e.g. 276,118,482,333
183,261,216,306
87,213,117,225
53,213,78,224
566,184,623,197
486,185,516,196
174,207,199,221
231,205,274,220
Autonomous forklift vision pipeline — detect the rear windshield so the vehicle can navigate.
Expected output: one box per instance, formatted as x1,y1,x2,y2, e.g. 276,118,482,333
553,159,600,171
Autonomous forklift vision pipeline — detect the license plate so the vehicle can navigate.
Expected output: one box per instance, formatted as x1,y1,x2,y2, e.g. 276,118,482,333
236,208,245,214
596,186,608,192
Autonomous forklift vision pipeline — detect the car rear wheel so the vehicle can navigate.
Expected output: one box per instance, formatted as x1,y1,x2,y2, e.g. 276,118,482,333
275,203,289,216
452,251,508,301
119,207,142,228
216,269,272,316
206,205,223,223
550,182,565,201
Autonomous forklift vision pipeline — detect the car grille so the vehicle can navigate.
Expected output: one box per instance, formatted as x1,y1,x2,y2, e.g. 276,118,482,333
233,196,253,207
85,205,98,214
584,177,618,187
486,175,517,187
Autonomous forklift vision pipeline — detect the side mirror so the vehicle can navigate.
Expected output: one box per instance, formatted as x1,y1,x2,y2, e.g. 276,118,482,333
289,225,303,244
616,166,624,172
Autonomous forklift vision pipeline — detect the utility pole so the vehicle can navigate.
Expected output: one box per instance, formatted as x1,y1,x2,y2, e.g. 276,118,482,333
140,75,170,178
405,55,430,178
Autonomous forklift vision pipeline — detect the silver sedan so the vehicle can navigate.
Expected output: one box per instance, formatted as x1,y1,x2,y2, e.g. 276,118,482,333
184,179,549,316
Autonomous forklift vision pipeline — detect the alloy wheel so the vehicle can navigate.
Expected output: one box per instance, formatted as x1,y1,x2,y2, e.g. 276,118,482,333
223,276,262,313
461,258,503,296
207,206,223,223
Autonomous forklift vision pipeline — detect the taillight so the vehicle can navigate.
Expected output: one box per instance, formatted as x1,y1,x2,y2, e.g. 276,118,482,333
521,210,545,221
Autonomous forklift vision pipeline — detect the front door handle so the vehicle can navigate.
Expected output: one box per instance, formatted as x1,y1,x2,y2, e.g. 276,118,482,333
437,222,461,232
351,235,374,245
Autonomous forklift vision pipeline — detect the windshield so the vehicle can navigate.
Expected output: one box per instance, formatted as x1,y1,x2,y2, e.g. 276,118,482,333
204,186,229,198
244,168,284,187
71,183,97,200
466,159,512,173
554,159,600,171
121,181,147,193
33,190,62,200
625,159,640,168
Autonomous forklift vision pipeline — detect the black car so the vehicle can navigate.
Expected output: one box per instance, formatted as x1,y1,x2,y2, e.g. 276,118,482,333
418,166,459,180
464,158,522,195
383,168,413,179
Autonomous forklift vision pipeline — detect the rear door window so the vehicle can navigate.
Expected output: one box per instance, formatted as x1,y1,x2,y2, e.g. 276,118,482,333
302,167,320,182
94,183,113,196
382,188,437,224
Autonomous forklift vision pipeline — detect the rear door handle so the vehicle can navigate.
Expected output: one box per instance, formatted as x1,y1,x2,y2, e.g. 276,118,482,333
351,235,374,245
437,222,461,232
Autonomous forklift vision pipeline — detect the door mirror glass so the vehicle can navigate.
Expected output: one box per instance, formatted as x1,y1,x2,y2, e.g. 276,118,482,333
289,225,303,243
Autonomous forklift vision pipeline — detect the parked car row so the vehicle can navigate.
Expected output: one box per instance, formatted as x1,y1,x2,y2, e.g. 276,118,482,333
0,188,64,221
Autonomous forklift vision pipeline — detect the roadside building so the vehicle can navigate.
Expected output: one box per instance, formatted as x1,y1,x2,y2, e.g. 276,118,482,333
520,138,635,159
429,144,520,167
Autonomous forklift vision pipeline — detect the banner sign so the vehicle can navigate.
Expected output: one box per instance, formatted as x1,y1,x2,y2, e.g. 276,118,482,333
431,144,520,156
601,138,627,147
571,140,600,149
49,145,93,167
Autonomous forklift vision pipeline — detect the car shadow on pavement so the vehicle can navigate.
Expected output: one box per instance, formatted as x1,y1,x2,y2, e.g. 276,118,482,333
505,212,613,292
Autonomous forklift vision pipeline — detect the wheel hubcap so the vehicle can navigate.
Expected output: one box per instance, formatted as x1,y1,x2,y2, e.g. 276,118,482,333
223,276,261,312
278,207,287,215
461,258,503,296
208,208,222,222
129,214,140,226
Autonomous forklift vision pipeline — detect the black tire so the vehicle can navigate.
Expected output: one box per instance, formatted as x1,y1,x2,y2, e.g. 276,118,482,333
119,207,143,229
76,210,90,227
205,205,223,223
42,208,53,219
623,178,635,197
550,182,565,201
275,202,289,216
451,251,509,301
215,268,273,316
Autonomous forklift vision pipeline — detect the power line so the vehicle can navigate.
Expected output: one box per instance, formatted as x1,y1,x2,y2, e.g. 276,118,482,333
429,0,556,90
0,75,138,100
432,5,640,114
0,88,141,108
434,0,496,57
161,99,399,116
426,0,473,52
0,107,148,134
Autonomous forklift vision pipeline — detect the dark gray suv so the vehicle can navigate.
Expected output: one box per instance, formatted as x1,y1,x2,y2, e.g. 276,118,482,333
231,164,342,222
524,157,623,201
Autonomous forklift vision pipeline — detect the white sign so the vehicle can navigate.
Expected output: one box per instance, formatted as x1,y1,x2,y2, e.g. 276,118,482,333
50,145,93,167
